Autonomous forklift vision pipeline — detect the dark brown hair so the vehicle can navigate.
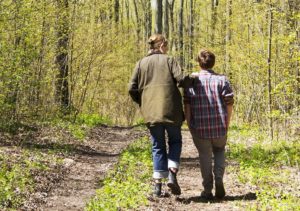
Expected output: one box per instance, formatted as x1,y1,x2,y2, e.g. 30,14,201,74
197,49,215,69
148,34,168,50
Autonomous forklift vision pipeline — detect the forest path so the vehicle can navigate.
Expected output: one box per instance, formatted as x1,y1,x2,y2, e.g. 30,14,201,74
36,126,146,211
146,130,257,211
26,127,257,211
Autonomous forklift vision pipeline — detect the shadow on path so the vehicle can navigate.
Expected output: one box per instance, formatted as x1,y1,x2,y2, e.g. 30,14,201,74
180,157,200,169
0,139,120,157
177,192,257,204
22,142,120,157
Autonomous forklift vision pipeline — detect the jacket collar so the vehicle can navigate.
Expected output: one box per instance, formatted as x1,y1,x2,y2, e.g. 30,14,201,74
147,50,163,56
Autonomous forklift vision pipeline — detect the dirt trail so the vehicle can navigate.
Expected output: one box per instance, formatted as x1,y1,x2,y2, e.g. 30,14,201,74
34,126,146,211
146,129,257,211
20,126,256,211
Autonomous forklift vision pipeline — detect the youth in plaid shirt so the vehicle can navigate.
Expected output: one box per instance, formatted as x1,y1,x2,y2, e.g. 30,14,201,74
184,49,234,200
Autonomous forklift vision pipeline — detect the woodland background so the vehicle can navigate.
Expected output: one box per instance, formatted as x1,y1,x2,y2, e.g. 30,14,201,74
0,0,299,139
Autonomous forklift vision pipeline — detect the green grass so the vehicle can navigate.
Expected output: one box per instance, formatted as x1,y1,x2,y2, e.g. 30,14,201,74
227,124,300,210
0,150,60,210
86,137,152,211
228,140,300,167
49,113,113,140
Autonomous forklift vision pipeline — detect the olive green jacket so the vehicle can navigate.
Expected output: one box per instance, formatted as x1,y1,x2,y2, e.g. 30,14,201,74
128,52,193,126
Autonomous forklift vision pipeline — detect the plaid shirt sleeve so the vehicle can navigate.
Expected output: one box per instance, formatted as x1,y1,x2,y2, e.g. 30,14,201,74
222,77,234,105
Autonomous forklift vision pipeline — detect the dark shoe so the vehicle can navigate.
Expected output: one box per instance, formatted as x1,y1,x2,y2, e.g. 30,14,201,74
200,191,214,200
215,180,225,199
167,171,181,195
153,183,162,197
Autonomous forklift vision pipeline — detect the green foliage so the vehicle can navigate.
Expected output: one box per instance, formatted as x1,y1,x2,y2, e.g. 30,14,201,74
69,114,112,140
0,151,51,209
133,118,145,125
227,125,300,210
75,114,112,127
47,113,112,140
228,124,300,167
0,0,298,130
86,137,152,211
228,141,300,167
0,164,30,208
66,124,86,141
228,124,269,142
0,121,37,134
238,164,300,210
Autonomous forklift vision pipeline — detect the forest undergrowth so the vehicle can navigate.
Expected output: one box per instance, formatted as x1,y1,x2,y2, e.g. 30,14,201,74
0,116,299,210
86,137,152,210
0,114,113,210
226,125,300,210
86,124,300,210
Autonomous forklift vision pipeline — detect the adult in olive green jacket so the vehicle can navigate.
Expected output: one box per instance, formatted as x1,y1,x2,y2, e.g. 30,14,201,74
129,41,192,126
128,34,193,197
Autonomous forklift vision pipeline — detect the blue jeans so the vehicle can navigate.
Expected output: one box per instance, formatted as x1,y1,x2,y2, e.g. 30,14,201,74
148,124,182,179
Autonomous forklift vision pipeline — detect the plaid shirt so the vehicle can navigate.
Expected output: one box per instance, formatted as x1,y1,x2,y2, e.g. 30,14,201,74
184,70,234,139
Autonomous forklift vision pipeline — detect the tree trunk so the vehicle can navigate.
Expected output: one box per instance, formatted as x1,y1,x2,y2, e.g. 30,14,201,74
168,0,175,50
56,0,70,112
153,0,163,34
133,0,141,41
287,0,300,111
73,56,94,123
178,0,184,66
188,0,194,70
142,0,152,40
114,0,119,23
163,0,169,39
7,0,21,120
267,6,273,140
211,0,218,46
225,0,232,77
125,0,130,32
35,3,48,112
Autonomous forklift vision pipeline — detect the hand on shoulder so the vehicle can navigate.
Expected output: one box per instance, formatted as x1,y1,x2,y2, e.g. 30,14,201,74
191,72,200,78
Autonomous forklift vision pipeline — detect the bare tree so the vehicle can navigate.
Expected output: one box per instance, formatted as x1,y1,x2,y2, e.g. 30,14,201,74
225,0,232,76
153,0,163,33
287,0,300,110
35,1,48,112
163,0,169,39
114,0,119,23
168,0,175,50
55,0,70,112
267,6,274,140
7,0,21,120
178,0,184,66
188,0,194,70
133,0,141,40
211,0,218,46
142,0,152,39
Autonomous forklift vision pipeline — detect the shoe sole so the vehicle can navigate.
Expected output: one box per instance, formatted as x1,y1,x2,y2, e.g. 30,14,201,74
215,182,225,199
200,191,214,201
167,182,181,195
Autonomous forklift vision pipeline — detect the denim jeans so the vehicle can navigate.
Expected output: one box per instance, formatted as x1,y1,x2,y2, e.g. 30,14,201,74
148,124,182,179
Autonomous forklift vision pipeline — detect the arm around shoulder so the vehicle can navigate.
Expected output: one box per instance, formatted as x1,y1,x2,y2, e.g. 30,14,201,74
168,57,194,88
